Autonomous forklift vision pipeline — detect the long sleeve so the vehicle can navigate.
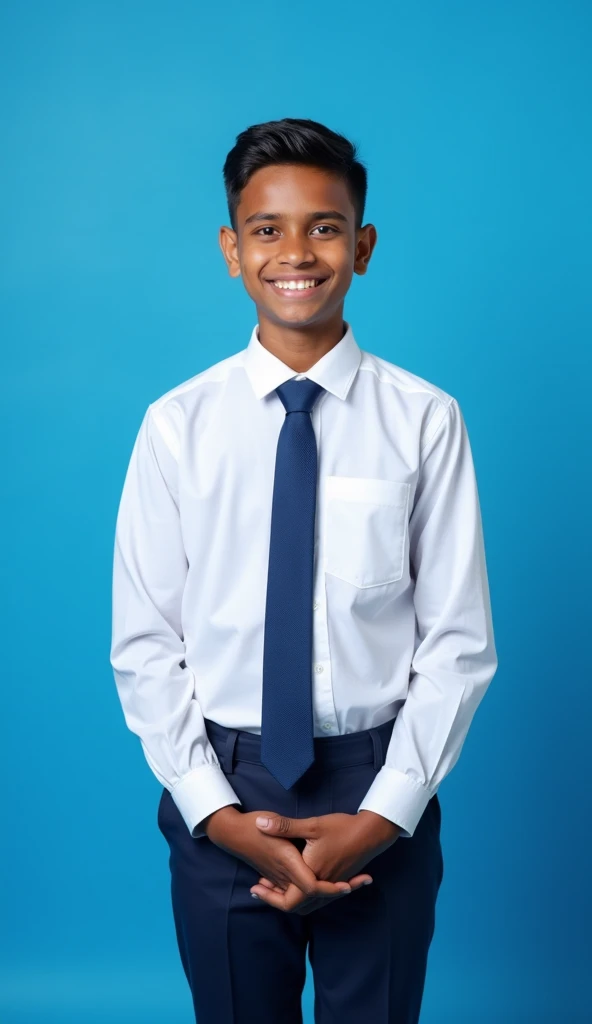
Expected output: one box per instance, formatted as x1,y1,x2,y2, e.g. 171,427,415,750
357,397,498,837
110,406,242,838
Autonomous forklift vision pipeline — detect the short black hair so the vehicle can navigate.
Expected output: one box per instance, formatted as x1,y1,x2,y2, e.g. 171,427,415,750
223,117,367,232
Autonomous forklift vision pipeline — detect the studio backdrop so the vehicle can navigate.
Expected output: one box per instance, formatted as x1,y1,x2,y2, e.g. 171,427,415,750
1,2,590,1022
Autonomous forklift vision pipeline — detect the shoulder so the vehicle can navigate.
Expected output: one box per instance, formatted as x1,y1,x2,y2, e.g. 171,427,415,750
358,349,455,406
358,349,457,450
145,349,243,459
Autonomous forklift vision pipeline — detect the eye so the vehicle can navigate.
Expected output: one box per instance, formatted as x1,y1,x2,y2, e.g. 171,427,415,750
254,224,338,237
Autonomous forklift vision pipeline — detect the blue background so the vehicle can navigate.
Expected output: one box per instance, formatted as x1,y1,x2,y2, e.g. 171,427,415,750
1,1,590,1021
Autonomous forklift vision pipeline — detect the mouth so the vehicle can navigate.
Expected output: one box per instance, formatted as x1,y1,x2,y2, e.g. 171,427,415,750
264,277,329,299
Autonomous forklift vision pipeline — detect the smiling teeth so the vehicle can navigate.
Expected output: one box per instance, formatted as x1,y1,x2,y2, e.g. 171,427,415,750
272,279,321,290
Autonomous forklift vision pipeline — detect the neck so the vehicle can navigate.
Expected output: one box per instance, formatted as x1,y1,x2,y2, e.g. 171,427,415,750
256,307,346,373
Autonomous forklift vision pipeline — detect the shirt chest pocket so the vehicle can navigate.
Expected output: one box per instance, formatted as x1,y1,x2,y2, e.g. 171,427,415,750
323,476,411,588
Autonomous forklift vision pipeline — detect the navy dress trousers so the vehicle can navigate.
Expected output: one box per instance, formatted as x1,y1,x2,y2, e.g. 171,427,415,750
157,716,444,1024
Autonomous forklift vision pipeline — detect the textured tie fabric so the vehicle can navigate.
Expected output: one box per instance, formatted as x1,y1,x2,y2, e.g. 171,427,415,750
260,377,326,789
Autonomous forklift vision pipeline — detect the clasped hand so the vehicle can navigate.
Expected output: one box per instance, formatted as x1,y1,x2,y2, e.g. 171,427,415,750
205,806,401,915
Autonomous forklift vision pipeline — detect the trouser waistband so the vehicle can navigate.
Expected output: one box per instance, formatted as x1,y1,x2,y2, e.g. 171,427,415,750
203,715,397,775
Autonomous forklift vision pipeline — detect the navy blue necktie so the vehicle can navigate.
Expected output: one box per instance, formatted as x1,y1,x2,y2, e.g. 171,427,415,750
260,377,326,789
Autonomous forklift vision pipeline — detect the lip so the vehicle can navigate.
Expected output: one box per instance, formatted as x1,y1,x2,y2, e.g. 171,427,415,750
264,278,329,299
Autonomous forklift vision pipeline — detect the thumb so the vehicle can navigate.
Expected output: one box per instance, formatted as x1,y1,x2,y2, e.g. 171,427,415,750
255,813,320,839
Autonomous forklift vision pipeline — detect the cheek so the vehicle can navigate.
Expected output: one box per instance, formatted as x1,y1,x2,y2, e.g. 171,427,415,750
241,264,269,294
328,244,356,275
238,243,266,270
238,260,266,294
331,261,355,291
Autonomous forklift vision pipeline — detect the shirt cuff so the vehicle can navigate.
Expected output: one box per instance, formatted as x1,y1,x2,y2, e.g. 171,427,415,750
357,765,432,838
170,763,243,839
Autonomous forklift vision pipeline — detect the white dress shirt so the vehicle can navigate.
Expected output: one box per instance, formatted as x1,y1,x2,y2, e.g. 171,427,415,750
110,320,498,840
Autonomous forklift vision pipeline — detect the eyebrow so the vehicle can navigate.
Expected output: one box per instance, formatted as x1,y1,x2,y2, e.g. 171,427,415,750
243,209,349,226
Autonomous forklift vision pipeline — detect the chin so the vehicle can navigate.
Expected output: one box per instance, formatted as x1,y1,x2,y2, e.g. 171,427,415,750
276,313,324,329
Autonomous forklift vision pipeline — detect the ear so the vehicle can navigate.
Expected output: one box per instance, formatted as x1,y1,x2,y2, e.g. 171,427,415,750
219,224,241,278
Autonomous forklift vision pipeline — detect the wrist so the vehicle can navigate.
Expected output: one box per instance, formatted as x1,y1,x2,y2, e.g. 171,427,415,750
202,804,243,840
355,809,401,845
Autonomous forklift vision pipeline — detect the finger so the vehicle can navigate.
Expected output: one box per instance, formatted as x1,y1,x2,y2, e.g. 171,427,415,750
257,877,285,893
304,877,371,904
249,882,299,910
282,846,333,898
291,883,368,916
348,873,373,887
252,870,372,898
283,875,374,914
250,877,351,909
255,813,321,840
283,880,358,912
275,882,323,913
312,879,353,897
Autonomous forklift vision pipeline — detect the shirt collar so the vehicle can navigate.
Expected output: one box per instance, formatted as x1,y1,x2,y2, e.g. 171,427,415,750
242,320,363,401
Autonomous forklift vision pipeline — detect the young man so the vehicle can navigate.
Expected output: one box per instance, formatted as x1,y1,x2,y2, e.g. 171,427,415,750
110,117,498,1023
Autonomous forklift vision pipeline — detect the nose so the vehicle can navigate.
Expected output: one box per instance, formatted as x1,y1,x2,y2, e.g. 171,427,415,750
278,229,315,266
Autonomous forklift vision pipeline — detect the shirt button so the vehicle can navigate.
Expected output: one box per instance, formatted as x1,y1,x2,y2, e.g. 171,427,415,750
313,600,319,611
314,663,324,674
322,722,332,731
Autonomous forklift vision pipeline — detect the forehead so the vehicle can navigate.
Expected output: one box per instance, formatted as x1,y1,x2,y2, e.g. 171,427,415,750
236,164,354,222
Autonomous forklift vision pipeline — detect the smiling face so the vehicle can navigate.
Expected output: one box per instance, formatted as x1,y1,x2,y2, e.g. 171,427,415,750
219,163,376,332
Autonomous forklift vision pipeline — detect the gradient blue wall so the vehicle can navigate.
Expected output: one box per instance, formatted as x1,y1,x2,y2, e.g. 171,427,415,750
1,2,590,1022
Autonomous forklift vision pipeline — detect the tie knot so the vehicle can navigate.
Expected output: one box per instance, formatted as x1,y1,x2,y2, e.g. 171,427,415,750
275,378,325,414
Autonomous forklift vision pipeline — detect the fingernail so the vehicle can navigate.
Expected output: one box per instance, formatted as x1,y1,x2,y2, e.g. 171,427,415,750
251,893,260,899
256,816,270,827
363,880,373,885
342,887,352,894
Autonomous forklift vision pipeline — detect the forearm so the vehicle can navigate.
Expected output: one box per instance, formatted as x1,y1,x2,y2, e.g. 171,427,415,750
353,809,402,852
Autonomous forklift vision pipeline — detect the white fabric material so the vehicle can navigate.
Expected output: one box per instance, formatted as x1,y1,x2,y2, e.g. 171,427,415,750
110,321,498,839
